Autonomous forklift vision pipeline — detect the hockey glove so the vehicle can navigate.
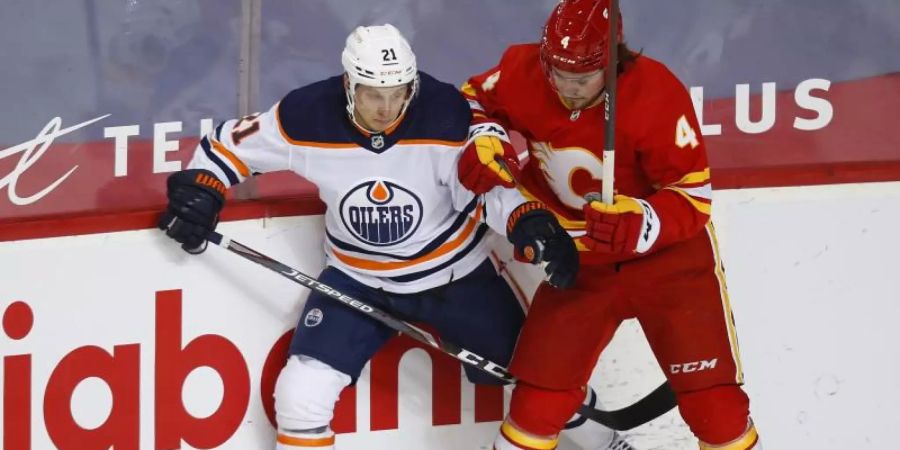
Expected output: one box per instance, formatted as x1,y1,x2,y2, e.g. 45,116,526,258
507,202,579,289
581,194,661,255
157,169,227,254
458,121,520,194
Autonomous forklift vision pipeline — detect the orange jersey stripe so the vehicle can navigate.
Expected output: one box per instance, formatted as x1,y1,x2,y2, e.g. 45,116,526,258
395,138,467,147
331,204,483,271
274,102,462,150
273,103,356,148
274,138,465,150
276,433,335,447
348,110,408,137
285,141,360,149
210,138,250,177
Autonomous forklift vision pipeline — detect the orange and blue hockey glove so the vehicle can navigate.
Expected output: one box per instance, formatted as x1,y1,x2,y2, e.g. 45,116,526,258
507,202,579,289
158,169,227,254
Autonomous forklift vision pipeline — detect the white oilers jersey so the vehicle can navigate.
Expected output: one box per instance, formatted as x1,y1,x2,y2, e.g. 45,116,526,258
187,72,528,293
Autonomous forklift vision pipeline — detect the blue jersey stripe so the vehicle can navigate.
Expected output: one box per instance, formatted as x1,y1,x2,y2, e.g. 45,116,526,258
200,136,240,185
214,122,225,141
387,224,489,283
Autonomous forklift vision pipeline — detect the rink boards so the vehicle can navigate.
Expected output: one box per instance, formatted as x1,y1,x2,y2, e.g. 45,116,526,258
2,182,899,449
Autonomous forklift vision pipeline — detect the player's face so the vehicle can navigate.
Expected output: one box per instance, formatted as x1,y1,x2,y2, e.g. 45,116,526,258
550,67,605,110
353,84,411,132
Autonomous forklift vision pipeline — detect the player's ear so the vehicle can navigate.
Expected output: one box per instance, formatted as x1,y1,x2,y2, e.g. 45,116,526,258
343,73,349,89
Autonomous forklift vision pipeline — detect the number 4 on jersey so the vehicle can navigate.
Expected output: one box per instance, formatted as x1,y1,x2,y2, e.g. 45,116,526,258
675,115,700,149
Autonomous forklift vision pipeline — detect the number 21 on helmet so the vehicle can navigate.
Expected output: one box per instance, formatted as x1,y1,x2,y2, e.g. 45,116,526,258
341,24,419,130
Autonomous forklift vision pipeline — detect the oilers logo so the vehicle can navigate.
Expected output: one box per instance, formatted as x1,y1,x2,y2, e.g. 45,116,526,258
339,179,423,246
304,308,323,327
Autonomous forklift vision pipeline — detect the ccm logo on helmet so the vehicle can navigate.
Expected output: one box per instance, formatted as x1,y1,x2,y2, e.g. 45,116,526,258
339,179,423,246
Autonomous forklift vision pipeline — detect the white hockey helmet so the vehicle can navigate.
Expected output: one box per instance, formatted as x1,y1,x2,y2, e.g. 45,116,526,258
341,24,419,130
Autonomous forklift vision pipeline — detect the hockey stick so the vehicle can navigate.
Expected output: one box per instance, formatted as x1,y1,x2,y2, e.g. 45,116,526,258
577,1,678,428
206,230,675,430
600,0,619,204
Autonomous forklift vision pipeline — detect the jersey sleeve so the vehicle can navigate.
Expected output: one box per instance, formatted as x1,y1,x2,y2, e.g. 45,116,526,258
635,69,713,249
460,52,514,130
444,91,529,237
438,143,528,238
186,99,300,187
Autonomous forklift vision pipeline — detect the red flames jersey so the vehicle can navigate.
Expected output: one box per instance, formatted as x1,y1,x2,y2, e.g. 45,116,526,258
462,44,713,263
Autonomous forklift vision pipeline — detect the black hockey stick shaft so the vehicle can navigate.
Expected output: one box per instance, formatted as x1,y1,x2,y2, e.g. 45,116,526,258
207,231,514,383
206,230,674,430
582,0,679,427
577,380,676,430
600,0,619,204
585,0,679,427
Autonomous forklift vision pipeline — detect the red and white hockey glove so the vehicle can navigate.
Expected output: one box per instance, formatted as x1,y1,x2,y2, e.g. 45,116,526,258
581,195,661,255
458,121,520,194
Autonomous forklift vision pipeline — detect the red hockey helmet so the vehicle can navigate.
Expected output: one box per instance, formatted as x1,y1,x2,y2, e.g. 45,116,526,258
540,0,623,74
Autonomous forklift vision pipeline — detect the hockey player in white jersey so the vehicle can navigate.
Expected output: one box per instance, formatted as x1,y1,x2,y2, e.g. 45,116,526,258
157,24,592,449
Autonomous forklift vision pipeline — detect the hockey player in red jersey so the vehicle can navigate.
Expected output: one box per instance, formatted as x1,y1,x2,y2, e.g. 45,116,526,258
458,1,760,449
158,24,580,450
